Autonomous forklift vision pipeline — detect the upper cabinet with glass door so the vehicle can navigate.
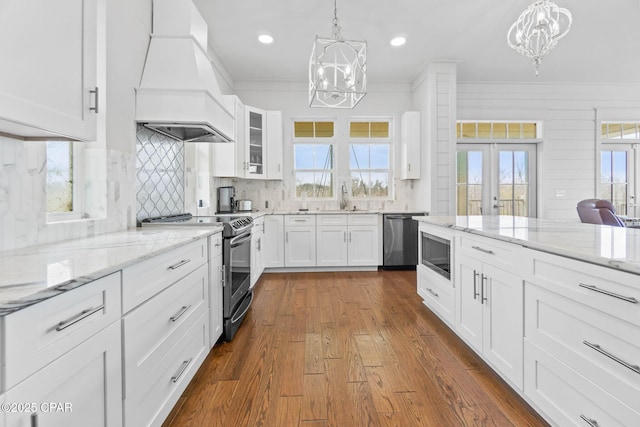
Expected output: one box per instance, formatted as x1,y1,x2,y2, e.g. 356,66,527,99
0,0,99,141
246,106,266,179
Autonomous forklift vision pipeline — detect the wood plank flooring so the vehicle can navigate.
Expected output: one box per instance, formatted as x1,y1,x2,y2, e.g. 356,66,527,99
163,271,549,427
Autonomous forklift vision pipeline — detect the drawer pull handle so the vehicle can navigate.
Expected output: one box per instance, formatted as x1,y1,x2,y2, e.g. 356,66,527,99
294,219,306,222
55,305,104,331
471,245,494,255
583,340,640,374
171,357,193,383
426,288,439,298
170,305,192,322
578,283,638,304
579,414,599,427
168,259,190,270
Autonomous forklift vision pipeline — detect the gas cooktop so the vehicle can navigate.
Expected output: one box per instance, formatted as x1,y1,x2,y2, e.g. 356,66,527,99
140,213,253,237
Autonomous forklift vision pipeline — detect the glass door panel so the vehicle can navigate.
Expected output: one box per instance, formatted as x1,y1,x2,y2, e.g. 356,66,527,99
498,150,530,217
457,148,488,215
600,150,630,216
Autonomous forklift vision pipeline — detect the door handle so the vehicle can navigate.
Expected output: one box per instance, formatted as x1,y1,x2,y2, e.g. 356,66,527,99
481,274,488,304
473,270,479,300
90,87,99,113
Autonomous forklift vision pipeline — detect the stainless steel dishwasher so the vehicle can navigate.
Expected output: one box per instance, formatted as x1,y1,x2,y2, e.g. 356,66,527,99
382,212,426,269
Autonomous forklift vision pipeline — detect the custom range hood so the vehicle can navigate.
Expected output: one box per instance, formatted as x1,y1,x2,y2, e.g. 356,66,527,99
136,0,234,143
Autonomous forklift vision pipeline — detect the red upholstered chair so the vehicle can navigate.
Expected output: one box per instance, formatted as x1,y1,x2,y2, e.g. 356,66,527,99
576,199,626,227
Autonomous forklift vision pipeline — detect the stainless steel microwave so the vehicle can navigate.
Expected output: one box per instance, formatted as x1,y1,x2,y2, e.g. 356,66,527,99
421,232,451,280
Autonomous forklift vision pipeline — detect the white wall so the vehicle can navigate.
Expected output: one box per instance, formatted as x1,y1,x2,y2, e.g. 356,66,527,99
457,82,640,219
225,81,427,213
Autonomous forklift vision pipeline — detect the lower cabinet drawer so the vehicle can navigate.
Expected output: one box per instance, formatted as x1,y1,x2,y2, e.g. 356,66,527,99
122,239,207,313
418,265,454,326
122,264,208,393
524,340,640,427
124,310,209,427
525,282,640,410
3,272,121,390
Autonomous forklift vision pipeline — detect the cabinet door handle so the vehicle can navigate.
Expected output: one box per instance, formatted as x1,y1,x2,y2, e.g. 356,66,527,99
349,231,352,242
55,305,104,331
473,270,479,300
30,413,38,427
278,163,281,172
481,274,488,304
170,305,192,322
407,163,411,172
472,245,494,255
344,231,347,242
579,414,599,427
286,231,289,243
90,87,99,113
578,283,638,304
583,340,640,374
220,265,225,287
171,357,193,383
168,259,190,270
426,288,439,298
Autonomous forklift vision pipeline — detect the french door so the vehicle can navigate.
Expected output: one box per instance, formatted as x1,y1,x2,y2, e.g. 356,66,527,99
457,144,537,217
599,144,637,217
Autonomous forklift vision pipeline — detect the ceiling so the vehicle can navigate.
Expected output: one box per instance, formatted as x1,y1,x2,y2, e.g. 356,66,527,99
193,0,640,85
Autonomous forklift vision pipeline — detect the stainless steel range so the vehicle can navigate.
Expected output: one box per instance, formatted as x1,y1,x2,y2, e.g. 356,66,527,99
140,213,254,341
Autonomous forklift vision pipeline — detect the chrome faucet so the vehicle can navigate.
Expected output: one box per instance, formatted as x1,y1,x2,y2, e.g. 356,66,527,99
339,183,349,210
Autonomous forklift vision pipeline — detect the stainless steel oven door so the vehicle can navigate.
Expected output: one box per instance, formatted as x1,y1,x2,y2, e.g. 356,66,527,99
223,231,252,318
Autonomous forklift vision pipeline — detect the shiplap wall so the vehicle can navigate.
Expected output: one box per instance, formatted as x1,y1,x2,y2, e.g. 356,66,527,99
457,82,640,219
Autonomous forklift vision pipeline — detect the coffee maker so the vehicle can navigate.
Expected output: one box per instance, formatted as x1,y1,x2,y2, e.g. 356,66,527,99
216,186,236,213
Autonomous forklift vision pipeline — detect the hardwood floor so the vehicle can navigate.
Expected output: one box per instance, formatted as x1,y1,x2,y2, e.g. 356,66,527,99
162,271,549,427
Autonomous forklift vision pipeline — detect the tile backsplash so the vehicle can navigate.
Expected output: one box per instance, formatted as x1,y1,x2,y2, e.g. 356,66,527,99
0,135,135,251
135,125,185,222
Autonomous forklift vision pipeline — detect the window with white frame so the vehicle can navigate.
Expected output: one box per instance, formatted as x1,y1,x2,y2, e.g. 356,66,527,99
349,120,391,198
293,121,335,198
46,141,82,221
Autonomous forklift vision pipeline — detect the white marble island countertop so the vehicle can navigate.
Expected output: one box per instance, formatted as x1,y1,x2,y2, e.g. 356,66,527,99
0,227,222,316
415,215,640,276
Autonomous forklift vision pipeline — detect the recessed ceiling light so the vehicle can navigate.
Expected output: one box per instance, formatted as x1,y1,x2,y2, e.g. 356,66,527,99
258,34,274,44
390,36,406,47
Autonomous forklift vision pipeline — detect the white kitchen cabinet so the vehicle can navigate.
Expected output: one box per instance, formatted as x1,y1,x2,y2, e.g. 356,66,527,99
5,321,122,427
266,111,284,180
251,216,265,288
316,215,348,267
285,215,316,267
263,214,285,268
123,263,209,427
400,111,420,180
211,95,246,177
0,0,99,141
315,214,379,267
525,340,640,427
522,249,640,419
456,247,524,390
417,264,455,326
246,106,266,179
209,232,223,347
347,215,379,266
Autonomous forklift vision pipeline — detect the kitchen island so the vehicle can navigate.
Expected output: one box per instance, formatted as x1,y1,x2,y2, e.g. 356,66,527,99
414,215,640,427
0,226,223,427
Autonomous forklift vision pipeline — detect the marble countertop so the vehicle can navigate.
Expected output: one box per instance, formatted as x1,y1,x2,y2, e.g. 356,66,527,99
266,209,429,215
415,215,640,275
0,227,222,316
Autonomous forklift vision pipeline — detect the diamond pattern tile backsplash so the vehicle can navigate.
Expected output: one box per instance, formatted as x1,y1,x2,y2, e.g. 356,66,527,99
136,125,185,222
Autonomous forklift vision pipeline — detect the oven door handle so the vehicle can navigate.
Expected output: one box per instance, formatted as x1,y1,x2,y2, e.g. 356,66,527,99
230,233,251,248
231,290,254,323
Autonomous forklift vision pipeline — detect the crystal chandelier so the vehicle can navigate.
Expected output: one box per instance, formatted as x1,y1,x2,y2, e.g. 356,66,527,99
507,0,573,76
309,0,366,108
